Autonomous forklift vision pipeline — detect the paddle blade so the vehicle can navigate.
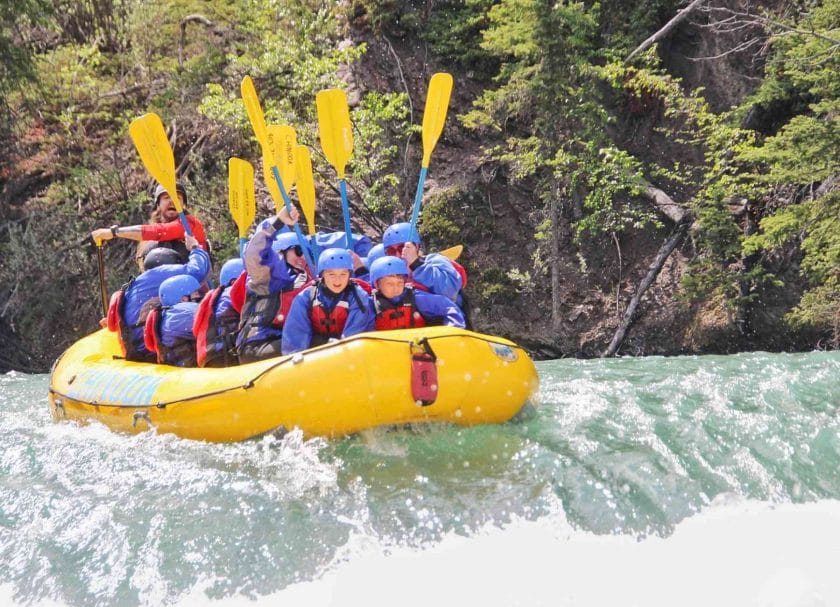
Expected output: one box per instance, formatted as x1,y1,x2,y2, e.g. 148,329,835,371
262,153,282,208
439,244,463,261
228,157,256,238
316,89,353,178
421,72,453,167
295,145,317,235
261,125,294,208
266,124,297,192
241,75,269,151
129,113,180,212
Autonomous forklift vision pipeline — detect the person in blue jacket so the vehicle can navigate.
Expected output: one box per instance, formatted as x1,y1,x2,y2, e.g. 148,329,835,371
236,207,305,363
382,222,462,301
311,230,370,281
272,230,313,288
369,256,465,330
281,248,374,355
193,257,244,368
107,233,210,362
145,275,202,367
355,242,386,284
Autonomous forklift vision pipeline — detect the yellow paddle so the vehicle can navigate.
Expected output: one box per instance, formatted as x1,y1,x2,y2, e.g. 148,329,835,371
263,124,297,206
128,113,193,236
294,144,319,262
409,73,453,236
241,76,269,149
295,145,317,235
316,88,354,250
240,76,315,272
439,244,463,261
228,157,256,258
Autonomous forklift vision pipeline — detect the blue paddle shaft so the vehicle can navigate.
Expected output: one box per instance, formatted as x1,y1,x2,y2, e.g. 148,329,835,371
239,237,248,259
178,212,193,237
409,166,428,237
339,179,352,251
270,166,317,275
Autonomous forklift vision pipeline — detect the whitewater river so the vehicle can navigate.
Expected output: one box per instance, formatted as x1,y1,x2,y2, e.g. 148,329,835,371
1,351,839,606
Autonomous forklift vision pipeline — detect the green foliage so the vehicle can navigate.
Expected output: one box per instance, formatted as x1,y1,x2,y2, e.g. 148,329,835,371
463,0,671,279
786,278,840,346
350,0,424,35
598,0,677,56
424,0,498,76
738,108,839,186
419,186,495,251
571,145,662,240
477,266,516,303
0,1,53,98
726,1,840,339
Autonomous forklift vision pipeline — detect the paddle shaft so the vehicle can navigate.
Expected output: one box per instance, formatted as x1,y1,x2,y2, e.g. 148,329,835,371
176,211,193,237
270,165,317,274
409,165,428,237
338,180,353,251
95,243,108,317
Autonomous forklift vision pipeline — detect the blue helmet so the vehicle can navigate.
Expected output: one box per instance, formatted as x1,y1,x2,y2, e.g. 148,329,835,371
271,231,300,254
317,248,353,274
159,275,201,306
219,258,244,287
370,256,409,285
364,243,386,267
382,222,420,248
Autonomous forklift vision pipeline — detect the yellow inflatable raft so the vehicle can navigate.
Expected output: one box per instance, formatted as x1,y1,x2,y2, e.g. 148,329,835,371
48,327,539,442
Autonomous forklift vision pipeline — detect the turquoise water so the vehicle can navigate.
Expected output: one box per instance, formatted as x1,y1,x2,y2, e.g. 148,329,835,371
1,351,839,606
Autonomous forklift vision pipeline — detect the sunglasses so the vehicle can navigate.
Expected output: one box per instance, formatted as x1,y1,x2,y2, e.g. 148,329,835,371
285,245,304,257
385,244,405,256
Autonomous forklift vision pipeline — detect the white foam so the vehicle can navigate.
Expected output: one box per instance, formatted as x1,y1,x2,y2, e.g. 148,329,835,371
165,498,840,607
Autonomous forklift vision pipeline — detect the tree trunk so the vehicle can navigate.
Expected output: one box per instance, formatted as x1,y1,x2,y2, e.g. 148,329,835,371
602,219,691,357
625,0,709,64
550,192,563,333
736,201,759,338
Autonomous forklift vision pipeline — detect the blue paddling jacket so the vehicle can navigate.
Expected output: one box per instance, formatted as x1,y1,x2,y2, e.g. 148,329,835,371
410,253,463,302
280,281,374,355
236,219,301,350
110,247,210,361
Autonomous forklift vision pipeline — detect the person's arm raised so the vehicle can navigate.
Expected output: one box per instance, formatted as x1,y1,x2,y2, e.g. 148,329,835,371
90,225,143,243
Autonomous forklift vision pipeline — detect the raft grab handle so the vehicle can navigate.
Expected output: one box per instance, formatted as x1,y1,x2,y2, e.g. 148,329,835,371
132,410,151,428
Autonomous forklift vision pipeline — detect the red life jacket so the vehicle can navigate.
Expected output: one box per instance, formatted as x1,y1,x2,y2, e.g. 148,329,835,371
144,305,197,367
354,278,373,294
450,259,468,289
307,279,368,346
229,270,247,313
406,279,429,293
143,307,162,361
193,287,241,367
106,278,155,362
373,286,427,331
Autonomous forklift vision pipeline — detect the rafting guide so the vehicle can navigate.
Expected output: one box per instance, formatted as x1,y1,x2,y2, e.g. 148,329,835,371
48,72,540,441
